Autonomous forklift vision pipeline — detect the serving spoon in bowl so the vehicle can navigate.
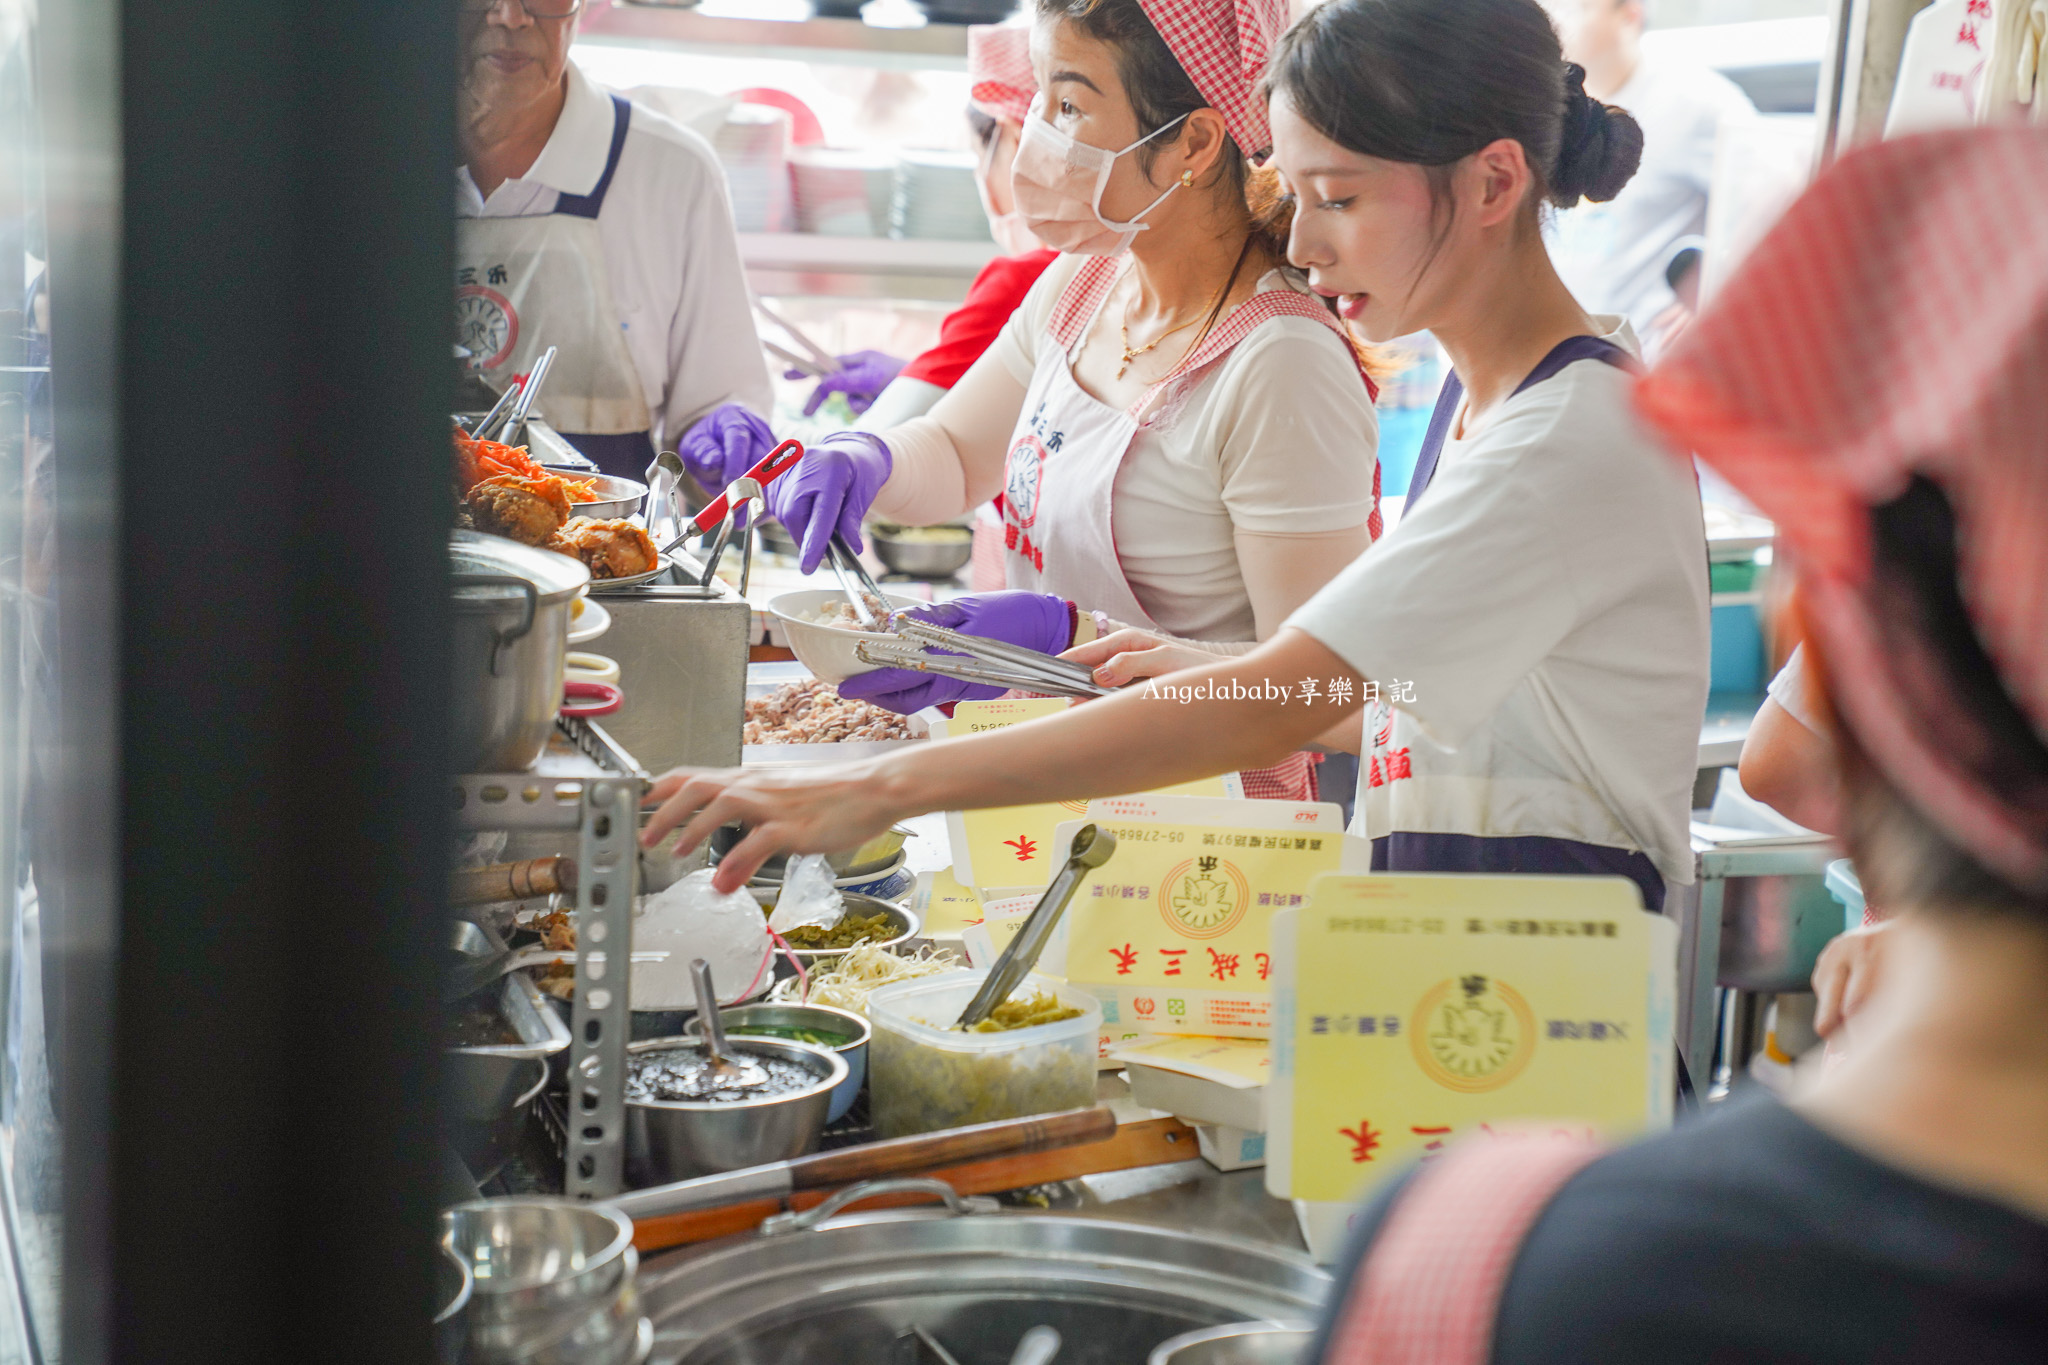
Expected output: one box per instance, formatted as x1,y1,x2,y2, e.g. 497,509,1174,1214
690,959,767,1095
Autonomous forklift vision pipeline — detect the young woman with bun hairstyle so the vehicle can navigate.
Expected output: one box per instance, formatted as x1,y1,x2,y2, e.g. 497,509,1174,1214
1309,125,2048,1365
640,0,1710,924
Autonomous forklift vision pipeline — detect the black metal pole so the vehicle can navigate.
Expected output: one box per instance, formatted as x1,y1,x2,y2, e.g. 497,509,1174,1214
111,1,453,1359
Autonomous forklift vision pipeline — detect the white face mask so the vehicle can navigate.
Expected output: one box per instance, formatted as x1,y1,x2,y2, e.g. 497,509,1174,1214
1010,97,1190,256
976,130,1042,258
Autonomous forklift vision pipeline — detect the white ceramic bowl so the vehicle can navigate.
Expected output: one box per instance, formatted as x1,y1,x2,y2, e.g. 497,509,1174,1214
766,589,921,684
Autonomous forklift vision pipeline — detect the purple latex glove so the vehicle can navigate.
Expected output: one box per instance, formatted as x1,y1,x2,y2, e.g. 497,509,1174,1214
676,403,776,492
791,350,906,417
835,592,1078,715
765,431,893,573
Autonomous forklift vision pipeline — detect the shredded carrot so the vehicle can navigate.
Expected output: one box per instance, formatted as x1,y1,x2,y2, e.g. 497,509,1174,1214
454,430,604,504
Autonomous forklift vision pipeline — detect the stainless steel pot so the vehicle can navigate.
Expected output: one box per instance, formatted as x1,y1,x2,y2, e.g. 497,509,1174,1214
639,1180,1330,1364
1149,1323,1315,1365
624,1036,846,1187
452,530,589,773
447,921,571,1181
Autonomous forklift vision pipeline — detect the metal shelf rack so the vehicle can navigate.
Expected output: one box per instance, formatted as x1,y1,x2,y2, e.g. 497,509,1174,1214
584,0,971,71
456,717,649,1200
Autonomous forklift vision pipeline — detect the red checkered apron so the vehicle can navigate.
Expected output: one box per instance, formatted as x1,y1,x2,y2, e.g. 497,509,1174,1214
1323,1132,1606,1365
1007,255,1380,803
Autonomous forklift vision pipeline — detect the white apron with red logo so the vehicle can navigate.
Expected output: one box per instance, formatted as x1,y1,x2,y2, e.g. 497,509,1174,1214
999,256,1381,798
456,94,652,475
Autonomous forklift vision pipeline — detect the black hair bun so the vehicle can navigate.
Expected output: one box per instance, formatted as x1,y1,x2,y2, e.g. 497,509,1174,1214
1551,63,1644,206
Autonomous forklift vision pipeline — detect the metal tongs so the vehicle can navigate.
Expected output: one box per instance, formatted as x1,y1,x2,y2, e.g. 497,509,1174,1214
470,344,558,446
827,535,890,629
855,618,1113,700
956,824,1117,1029
651,438,808,597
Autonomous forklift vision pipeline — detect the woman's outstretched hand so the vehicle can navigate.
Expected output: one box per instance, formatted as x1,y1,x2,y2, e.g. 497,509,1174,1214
1063,628,1235,688
640,762,908,893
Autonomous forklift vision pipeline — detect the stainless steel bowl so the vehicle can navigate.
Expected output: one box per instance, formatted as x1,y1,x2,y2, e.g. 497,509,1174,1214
683,1002,871,1124
871,524,973,580
561,473,648,522
443,1198,636,1323
1149,1323,1317,1365
744,890,922,966
624,1036,847,1186
715,822,910,880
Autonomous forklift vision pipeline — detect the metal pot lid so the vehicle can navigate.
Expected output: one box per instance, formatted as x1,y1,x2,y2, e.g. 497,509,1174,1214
451,529,589,606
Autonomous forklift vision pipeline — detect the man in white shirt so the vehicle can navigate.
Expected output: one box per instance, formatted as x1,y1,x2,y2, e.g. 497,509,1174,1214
1541,0,1756,355
456,0,771,478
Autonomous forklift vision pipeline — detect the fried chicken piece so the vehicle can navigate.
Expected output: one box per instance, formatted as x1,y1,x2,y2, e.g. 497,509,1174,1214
548,516,658,580
466,474,570,547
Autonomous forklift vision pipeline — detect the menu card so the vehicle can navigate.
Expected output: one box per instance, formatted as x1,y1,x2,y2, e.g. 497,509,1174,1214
1266,875,1675,1206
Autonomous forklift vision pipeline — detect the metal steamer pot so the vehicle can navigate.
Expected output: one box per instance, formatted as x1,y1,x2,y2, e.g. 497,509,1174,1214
452,530,590,772
638,1180,1330,1365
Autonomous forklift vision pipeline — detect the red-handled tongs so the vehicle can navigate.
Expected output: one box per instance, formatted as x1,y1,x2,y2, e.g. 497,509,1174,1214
661,438,805,593
689,439,804,537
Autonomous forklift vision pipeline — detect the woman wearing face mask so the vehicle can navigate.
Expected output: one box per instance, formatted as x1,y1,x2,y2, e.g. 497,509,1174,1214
645,0,1707,920
825,23,1063,433
767,0,1384,800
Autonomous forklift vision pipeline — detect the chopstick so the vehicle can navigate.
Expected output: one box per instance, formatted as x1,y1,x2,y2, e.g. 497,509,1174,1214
753,296,841,376
762,337,830,379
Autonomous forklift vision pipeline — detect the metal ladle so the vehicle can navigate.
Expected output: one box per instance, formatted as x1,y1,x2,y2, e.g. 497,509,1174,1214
690,959,766,1094
1008,1326,1060,1365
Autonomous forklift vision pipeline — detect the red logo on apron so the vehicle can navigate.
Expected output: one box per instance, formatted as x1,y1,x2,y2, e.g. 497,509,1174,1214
1004,434,1046,529
455,284,520,371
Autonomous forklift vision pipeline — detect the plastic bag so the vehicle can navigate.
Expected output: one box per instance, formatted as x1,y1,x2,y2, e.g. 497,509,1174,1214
768,854,846,936
631,869,773,1009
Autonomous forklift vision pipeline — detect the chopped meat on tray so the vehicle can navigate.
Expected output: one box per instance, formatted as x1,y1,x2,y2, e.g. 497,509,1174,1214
745,679,914,744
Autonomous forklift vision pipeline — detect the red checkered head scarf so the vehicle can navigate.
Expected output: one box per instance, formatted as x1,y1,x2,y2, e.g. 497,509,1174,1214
1636,128,2048,895
968,23,1037,125
1135,0,1290,157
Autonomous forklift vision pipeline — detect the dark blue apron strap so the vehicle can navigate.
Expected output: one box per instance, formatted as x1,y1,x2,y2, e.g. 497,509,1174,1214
1402,372,1464,514
1404,335,1639,512
552,94,632,220
1370,831,1665,913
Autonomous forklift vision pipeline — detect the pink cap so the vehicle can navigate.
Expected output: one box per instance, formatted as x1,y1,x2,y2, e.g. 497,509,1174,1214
1638,128,2048,894
968,23,1036,126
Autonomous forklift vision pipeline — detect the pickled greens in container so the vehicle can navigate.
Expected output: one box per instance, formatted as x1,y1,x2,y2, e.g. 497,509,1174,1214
865,970,1099,1138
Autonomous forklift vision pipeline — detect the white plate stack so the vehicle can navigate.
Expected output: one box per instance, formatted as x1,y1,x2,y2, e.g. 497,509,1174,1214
713,104,794,233
790,147,899,237
891,150,994,242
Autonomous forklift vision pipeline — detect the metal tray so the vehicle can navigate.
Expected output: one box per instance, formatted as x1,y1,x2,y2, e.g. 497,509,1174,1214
586,554,683,594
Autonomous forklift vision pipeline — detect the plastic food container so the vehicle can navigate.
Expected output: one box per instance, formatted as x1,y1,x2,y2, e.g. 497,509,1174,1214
865,970,1100,1139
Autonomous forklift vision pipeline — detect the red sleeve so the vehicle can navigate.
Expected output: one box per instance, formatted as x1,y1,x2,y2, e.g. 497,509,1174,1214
899,250,1059,390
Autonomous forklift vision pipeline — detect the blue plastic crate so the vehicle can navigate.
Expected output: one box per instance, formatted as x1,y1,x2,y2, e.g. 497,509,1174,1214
1825,859,1864,933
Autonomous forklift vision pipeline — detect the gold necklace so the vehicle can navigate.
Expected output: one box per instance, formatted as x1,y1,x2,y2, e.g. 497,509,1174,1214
1116,275,1233,380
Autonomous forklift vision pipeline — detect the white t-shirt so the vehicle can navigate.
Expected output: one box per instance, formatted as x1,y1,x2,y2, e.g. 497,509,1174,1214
1766,645,1821,733
455,62,772,446
1549,53,1757,343
990,257,1381,641
1287,320,1710,887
